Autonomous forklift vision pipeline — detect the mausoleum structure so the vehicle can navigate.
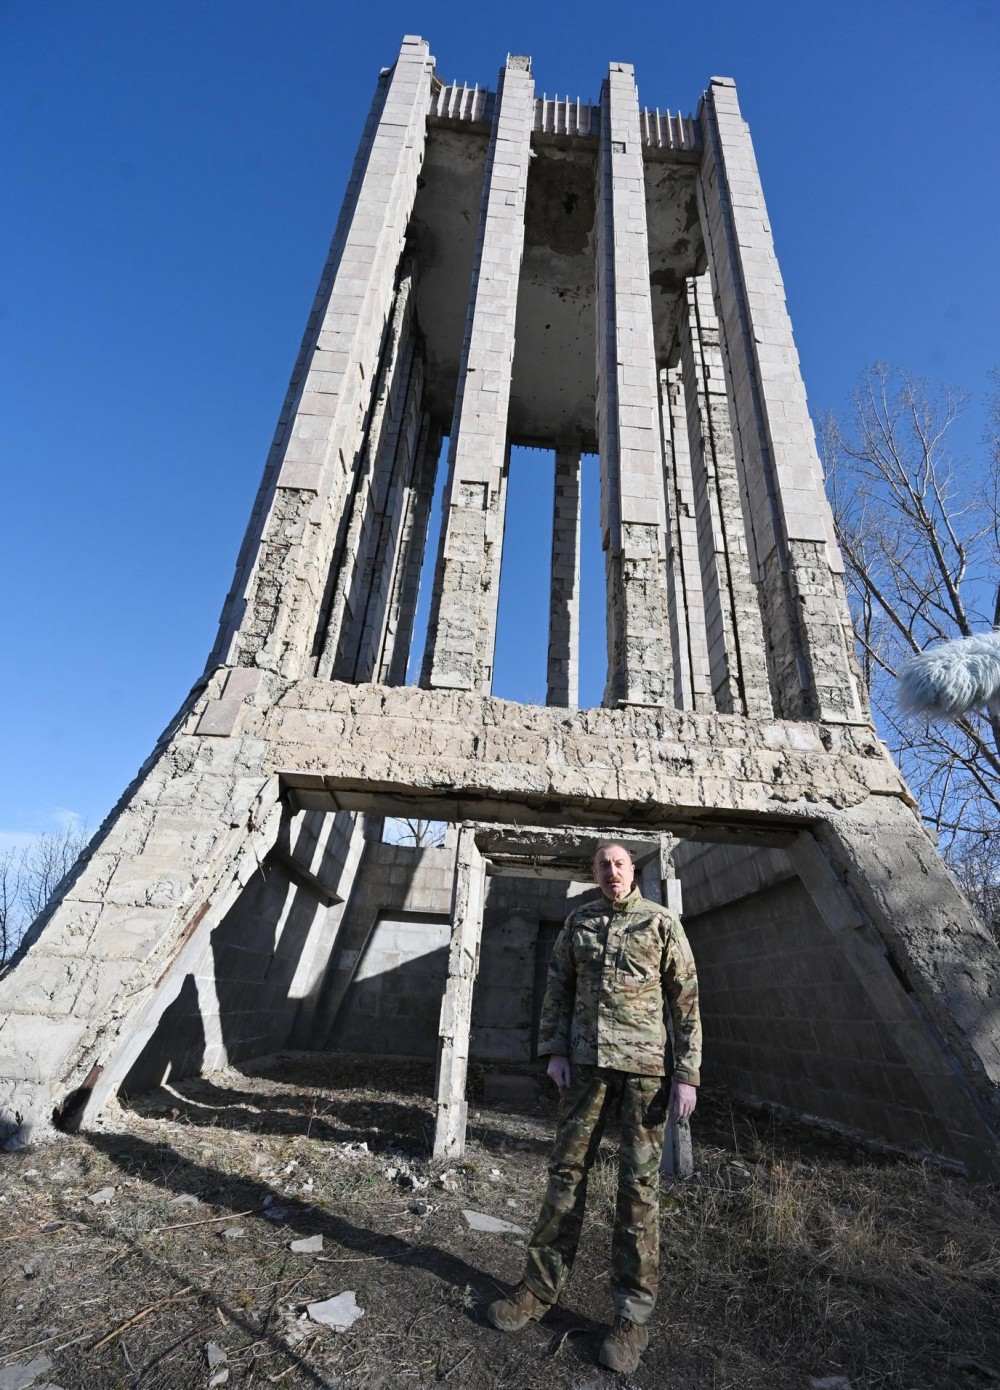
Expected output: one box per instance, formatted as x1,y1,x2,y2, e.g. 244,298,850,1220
3,37,999,1175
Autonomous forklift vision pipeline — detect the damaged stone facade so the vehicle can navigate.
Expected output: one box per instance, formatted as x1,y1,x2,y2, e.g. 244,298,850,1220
2,37,998,1179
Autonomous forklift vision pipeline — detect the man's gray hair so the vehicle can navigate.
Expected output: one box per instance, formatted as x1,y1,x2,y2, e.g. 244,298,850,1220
592,841,633,862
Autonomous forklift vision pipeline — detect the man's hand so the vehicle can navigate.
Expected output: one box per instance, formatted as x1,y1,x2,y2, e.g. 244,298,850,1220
669,1080,697,1120
546,1055,571,1088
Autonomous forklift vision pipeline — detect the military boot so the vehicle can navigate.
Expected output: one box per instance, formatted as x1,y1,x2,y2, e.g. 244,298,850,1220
598,1316,649,1373
486,1283,551,1331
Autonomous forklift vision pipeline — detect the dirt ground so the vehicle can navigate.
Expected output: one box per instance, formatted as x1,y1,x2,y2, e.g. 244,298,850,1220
1,1054,998,1390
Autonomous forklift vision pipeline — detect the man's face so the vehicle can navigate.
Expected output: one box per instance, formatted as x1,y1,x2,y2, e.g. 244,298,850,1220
593,845,634,902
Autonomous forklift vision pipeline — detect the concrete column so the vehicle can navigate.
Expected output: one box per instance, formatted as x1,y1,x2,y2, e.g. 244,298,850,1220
378,416,443,685
434,826,486,1159
639,835,693,1179
347,345,428,682
547,446,581,708
423,57,534,694
318,270,418,679
678,275,773,717
211,36,435,679
697,77,863,722
659,363,712,712
595,64,672,707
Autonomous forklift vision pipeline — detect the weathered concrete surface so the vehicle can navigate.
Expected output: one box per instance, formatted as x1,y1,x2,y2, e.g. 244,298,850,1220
424,57,534,695
596,64,672,707
680,833,1000,1173
258,677,909,828
2,670,998,1175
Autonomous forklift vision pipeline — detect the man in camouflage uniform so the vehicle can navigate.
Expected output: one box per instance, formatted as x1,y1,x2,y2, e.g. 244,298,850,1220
487,842,701,1375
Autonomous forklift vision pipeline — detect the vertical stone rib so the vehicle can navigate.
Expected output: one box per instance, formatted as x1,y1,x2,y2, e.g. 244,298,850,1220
546,446,582,708
378,416,442,685
679,275,773,716
595,64,671,707
347,347,427,682
423,57,534,694
659,362,712,712
317,271,417,679
697,77,862,722
211,36,435,680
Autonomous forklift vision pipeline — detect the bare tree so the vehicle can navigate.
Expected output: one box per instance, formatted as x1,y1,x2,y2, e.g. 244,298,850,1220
0,847,24,969
0,823,88,967
381,817,447,848
824,364,1000,929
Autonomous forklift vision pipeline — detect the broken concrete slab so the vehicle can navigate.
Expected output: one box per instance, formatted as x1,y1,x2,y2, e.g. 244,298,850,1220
306,1291,364,1331
462,1209,525,1235
289,1234,324,1254
0,1356,53,1390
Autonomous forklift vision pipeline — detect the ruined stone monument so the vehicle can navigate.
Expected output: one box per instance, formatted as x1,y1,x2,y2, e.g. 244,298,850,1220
3,37,999,1175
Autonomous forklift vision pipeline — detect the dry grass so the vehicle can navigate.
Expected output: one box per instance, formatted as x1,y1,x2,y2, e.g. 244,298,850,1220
0,1057,997,1389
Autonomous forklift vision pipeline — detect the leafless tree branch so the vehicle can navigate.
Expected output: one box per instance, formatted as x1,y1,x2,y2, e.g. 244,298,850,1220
825,364,1000,940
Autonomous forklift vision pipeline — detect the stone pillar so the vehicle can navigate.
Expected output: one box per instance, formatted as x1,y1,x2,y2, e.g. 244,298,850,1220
697,77,863,722
377,416,443,686
434,827,486,1159
659,363,712,712
596,64,671,707
345,344,428,682
211,36,435,680
639,835,694,1179
547,446,581,708
423,57,534,694
678,275,773,717
317,270,418,679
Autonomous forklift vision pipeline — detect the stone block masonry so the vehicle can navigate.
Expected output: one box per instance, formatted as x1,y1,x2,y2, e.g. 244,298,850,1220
596,64,672,707
423,56,534,695
2,39,997,1179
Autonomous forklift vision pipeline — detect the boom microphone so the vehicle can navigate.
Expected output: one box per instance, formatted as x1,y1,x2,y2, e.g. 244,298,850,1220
899,630,1000,719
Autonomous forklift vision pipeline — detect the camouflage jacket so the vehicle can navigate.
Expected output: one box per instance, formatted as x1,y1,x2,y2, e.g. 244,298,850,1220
537,887,702,1083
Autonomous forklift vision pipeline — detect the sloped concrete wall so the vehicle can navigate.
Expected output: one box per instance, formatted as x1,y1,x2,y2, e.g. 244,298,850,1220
678,835,1000,1171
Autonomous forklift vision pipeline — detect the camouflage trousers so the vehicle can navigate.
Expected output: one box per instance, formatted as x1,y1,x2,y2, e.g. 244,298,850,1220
522,1065,667,1324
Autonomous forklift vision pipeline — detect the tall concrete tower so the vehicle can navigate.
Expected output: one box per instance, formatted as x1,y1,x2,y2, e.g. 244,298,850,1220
3,38,998,1173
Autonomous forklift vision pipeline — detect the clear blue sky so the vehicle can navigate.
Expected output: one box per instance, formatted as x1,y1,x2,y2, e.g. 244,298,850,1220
2,0,998,845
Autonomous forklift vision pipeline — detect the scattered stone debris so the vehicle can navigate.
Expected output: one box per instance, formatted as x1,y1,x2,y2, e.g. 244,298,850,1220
461,1208,525,1235
166,1192,199,1209
289,1234,324,1254
87,1187,115,1206
0,1354,54,1390
205,1342,227,1368
724,1161,753,1188
436,1169,459,1192
278,1309,315,1349
39,1222,63,1233
409,1200,433,1217
306,1290,364,1331
218,1226,245,1240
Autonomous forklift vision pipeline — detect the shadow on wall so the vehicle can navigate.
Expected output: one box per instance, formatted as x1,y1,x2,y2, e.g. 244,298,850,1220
119,821,437,1101
330,932,449,1057
121,974,207,1098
